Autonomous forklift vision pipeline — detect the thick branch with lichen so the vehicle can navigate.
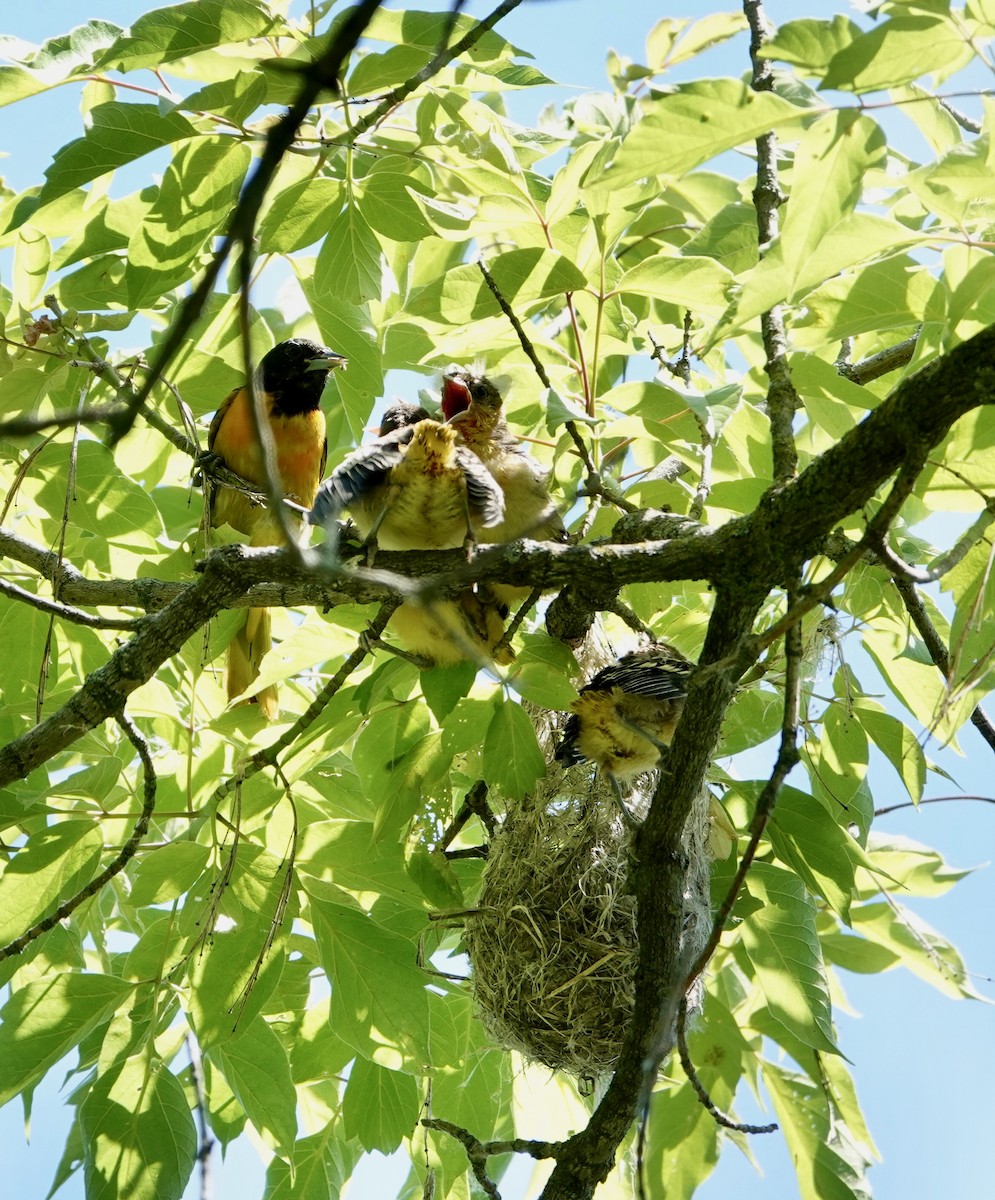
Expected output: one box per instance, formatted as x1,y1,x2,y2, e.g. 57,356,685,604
3,320,995,795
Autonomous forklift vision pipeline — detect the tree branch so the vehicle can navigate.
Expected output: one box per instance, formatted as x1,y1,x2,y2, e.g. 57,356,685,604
0,711,156,960
837,334,918,386
746,0,799,484
106,0,387,444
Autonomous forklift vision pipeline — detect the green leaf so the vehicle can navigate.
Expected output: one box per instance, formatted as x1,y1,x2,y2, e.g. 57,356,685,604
760,16,863,73
854,702,926,803
128,841,211,907
482,698,546,799
766,785,857,920
0,820,104,946
30,103,199,216
342,1056,419,1153
0,21,121,109
348,44,432,94
127,138,250,308
762,1062,873,1200
308,897,431,1064
258,178,342,254
97,0,275,72
822,15,974,92
607,80,810,188
0,973,132,1108
420,662,476,722
849,900,981,998
740,863,839,1054
35,441,165,545
352,702,432,803
406,248,587,323
313,203,383,306
543,385,598,433
618,254,734,314
80,1054,197,1200
210,1018,298,1160
359,166,433,243
12,225,51,309
860,832,973,898
262,1123,359,1200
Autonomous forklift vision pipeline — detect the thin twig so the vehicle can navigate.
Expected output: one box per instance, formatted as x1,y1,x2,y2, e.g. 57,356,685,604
422,1117,561,1199
186,1034,215,1200
206,601,398,809
874,498,995,583
0,580,142,631
474,257,627,512
676,1006,778,1134
438,780,494,851
875,793,995,817
491,584,542,658
0,711,157,960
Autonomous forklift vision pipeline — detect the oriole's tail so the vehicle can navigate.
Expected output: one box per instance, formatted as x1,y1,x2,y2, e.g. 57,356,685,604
227,606,278,720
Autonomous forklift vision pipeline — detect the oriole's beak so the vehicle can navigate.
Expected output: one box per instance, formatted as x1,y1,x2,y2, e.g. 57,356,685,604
309,348,348,372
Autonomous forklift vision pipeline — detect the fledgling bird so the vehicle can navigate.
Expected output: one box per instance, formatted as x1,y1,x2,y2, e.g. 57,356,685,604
441,367,567,547
205,337,347,719
310,407,504,555
555,642,736,854
377,401,430,436
309,403,513,667
441,368,567,625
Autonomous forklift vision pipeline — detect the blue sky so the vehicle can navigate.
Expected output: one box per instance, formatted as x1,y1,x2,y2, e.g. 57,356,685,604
1,2,993,1198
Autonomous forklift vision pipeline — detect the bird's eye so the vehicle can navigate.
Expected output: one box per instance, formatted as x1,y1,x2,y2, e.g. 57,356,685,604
471,383,488,399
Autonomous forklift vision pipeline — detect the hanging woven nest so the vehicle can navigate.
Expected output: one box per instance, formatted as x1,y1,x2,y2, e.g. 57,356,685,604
464,758,713,1078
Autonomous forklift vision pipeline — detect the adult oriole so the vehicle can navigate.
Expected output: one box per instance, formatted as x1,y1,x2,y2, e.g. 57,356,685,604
555,642,736,854
206,337,346,718
310,403,512,666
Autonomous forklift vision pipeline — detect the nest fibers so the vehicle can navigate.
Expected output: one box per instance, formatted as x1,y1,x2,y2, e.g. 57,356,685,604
465,744,713,1079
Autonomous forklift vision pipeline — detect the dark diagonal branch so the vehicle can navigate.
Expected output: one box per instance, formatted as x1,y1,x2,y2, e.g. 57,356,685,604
107,0,386,444
0,711,156,961
330,0,526,146
891,574,995,754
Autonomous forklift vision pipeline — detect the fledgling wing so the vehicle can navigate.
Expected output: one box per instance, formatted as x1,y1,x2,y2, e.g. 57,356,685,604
553,713,586,766
309,426,414,525
455,445,505,528
584,647,692,700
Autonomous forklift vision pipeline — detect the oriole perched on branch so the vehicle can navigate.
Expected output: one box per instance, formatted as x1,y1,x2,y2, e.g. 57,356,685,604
206,337,346,718
310,405,504,554
310,402,513,667
441,367,566,549
555,642,736,854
